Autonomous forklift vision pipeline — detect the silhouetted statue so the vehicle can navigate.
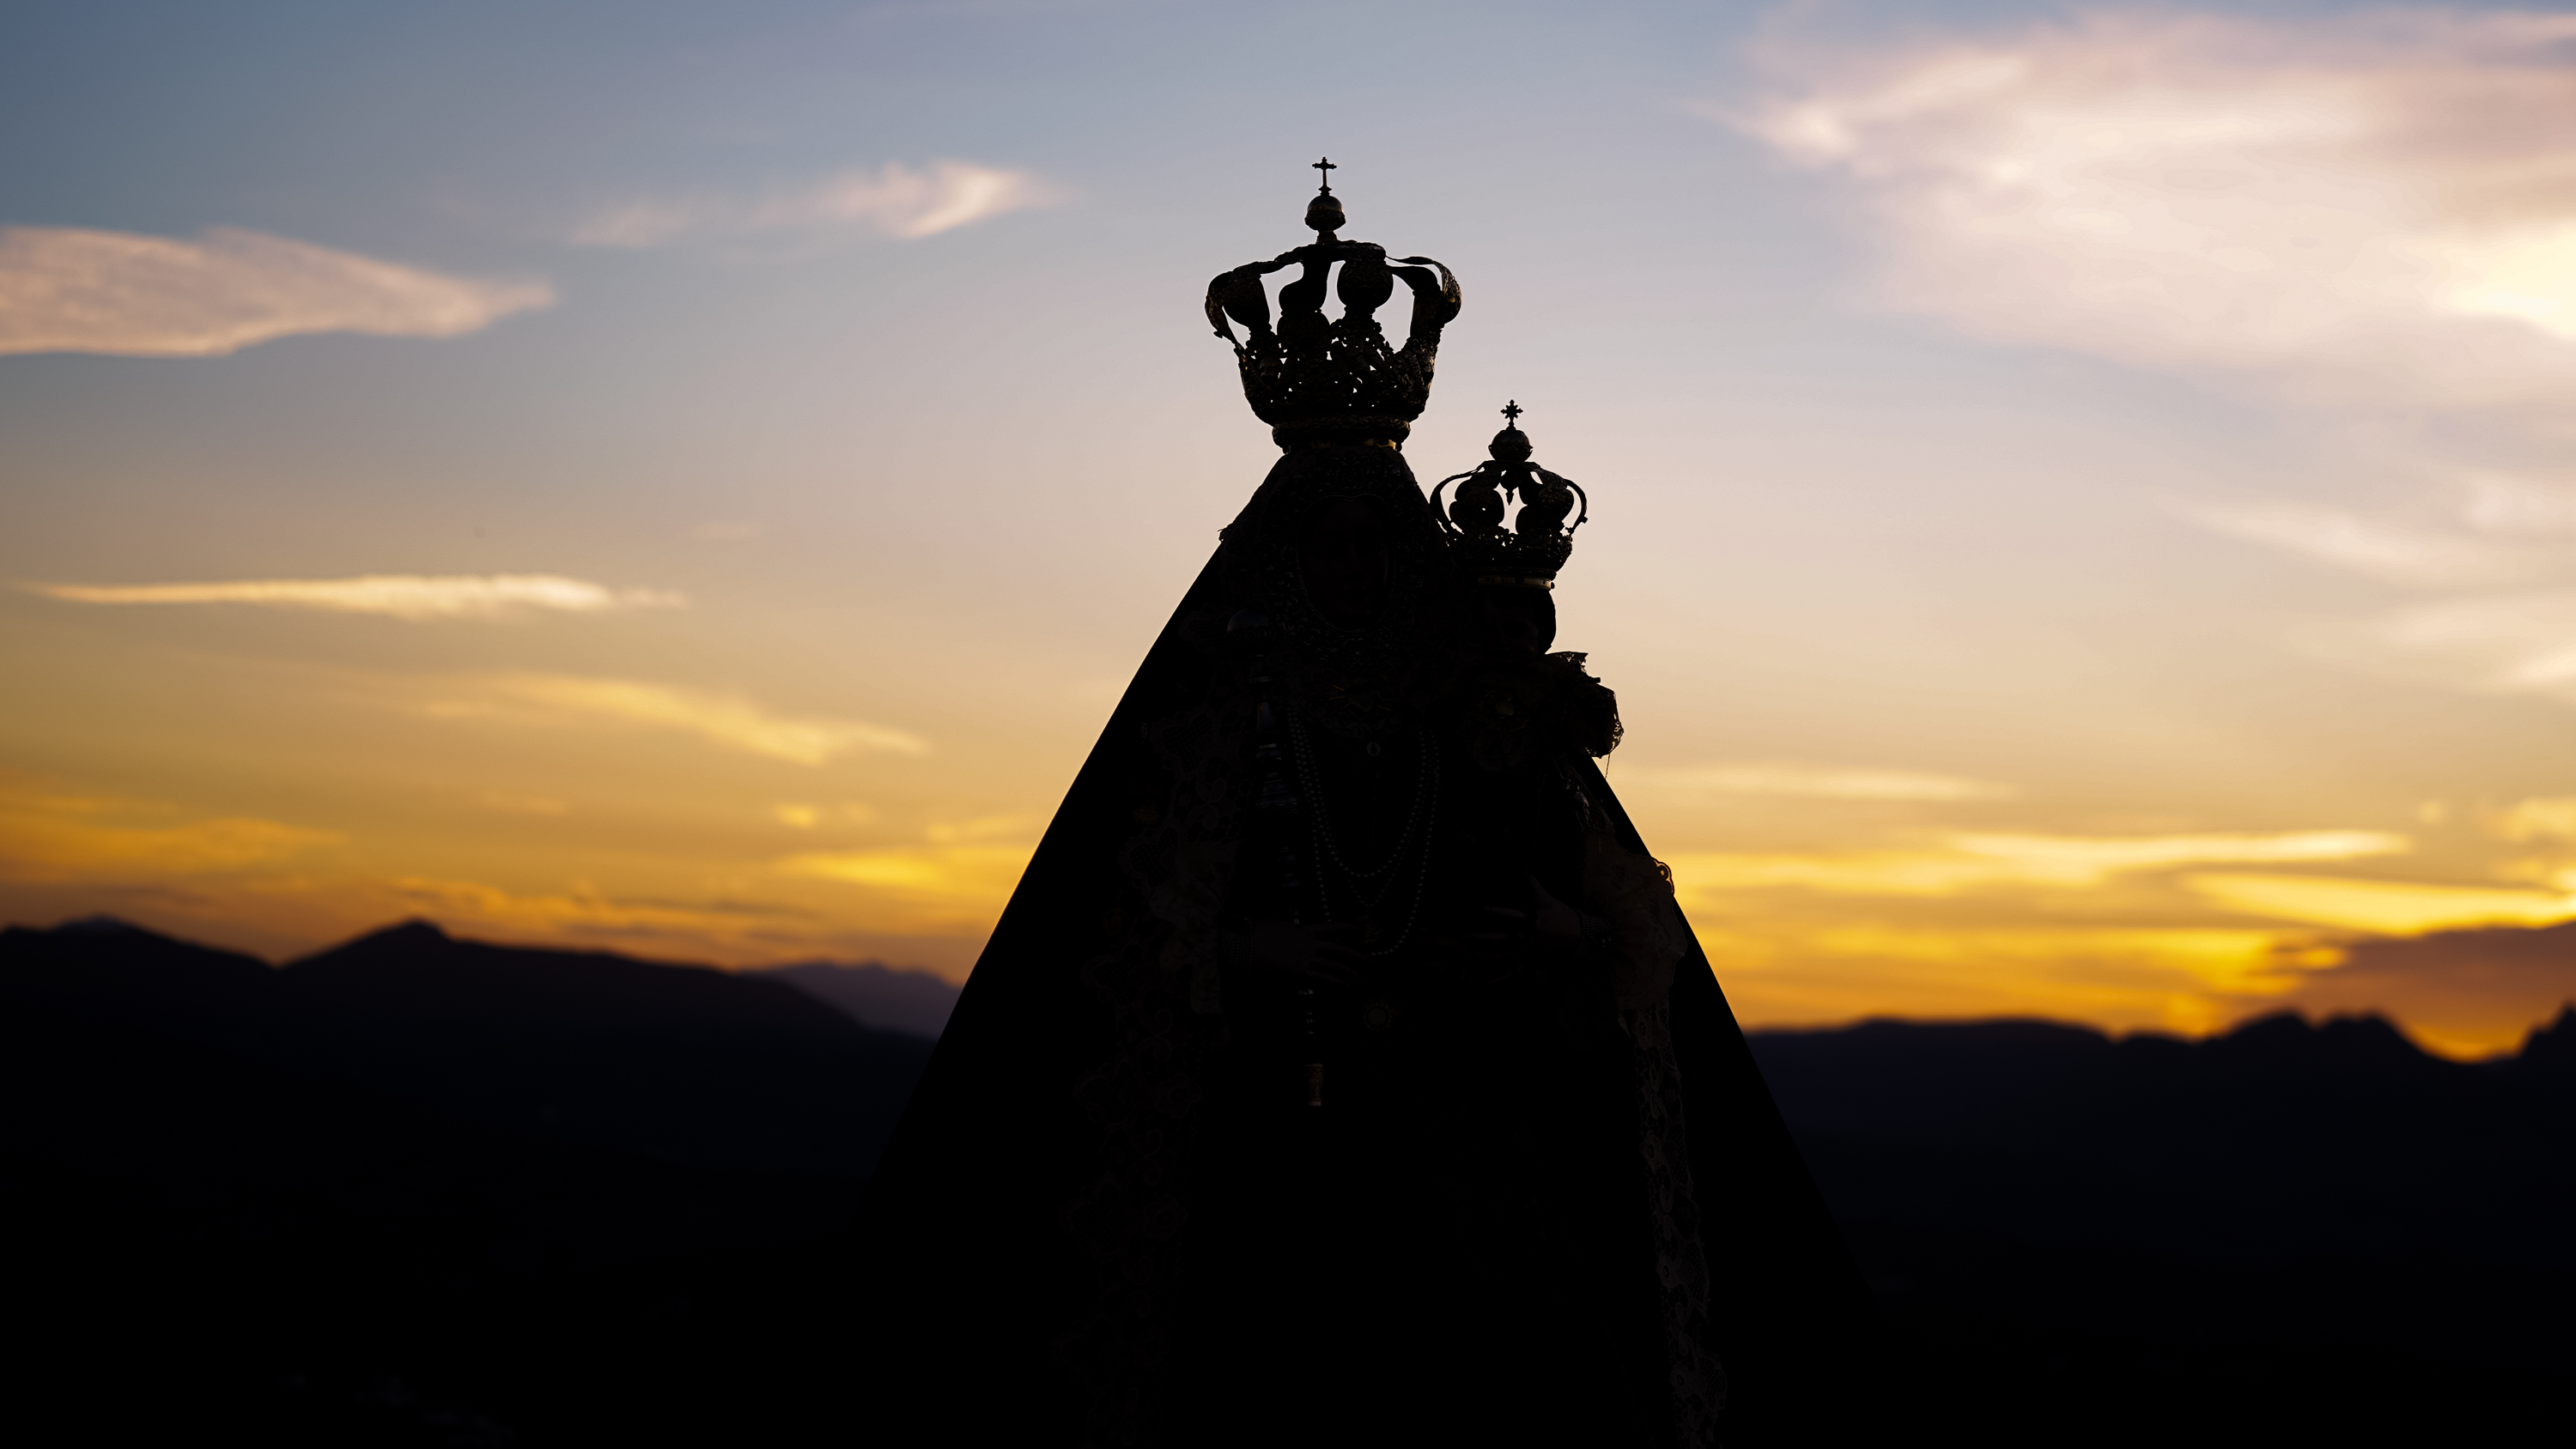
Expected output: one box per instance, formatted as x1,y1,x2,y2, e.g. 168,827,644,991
853,171,1871,1447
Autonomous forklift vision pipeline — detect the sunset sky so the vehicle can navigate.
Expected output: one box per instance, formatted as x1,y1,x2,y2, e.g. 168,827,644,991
9,0,2576,1058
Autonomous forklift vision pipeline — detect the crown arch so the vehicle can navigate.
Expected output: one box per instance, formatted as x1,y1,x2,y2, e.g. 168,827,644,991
1204,168,1463,451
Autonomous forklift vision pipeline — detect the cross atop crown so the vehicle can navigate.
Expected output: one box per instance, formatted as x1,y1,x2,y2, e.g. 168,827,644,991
1311,156,1337,193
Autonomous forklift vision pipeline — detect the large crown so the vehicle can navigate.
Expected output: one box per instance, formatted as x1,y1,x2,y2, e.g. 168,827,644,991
1431,403,1589,589
1205,159,1462,451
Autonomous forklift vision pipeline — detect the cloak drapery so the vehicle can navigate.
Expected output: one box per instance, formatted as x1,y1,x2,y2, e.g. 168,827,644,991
849,512,1877,1444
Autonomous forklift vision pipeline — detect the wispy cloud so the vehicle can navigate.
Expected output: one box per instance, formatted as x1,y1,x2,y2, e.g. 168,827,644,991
1953,830,2411,881
1735,8,2576,409
572,160,1057,248
0,226,552,358
1733,9,2576,712
771,814,1037,932
776,845,1029,895
2464,476,2576,537
382,875,788,944
2181,501,2569,591
1671,828,2408,898
2184,870,2576,934
2379,591,2576,695
2287,589,2576,704
2493,797,2576,843
1624,761,2015,802
427,675,926,766
0,776,340,882
26,573,685,620
776,844,1033,928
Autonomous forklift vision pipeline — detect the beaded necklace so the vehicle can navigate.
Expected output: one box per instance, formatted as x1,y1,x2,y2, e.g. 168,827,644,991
1285,705,1440,957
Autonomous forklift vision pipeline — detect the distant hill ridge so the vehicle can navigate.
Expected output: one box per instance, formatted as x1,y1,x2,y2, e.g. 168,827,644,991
10,914,2570,1440
1750,1010,2576,1258
762,957,960,1039
13,912,2571,1225
1753,1007,2576,1131
2,914,953,1442
26,912,962,1035
0,915,940,1179
1747,1010,2576,1376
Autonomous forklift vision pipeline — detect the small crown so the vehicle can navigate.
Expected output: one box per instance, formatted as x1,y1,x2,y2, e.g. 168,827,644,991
1204,158,1462,452
1431,402,1589,589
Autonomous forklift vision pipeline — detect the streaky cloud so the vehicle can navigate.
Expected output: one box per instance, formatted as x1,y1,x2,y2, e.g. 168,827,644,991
1735,9,2576,718
1625,761,2016,802
26,573,684,621
772,816,1038,933
0,776,340,882
2492,797,2576,844
1735,9,2576,411
1952,830,2412,882
385,874,790,942
0,226,552,358
2290,589,2576,705
777,844,1031,903
1669,828,2408,897
2181,501,2572,591
2463,476,2576,537
2185,870,2576,935
431,674,927,767
571,160,1058,248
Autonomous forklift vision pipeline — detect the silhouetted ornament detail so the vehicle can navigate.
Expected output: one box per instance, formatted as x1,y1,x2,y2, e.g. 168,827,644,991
1205,159,1462,451
1431,400,1589,588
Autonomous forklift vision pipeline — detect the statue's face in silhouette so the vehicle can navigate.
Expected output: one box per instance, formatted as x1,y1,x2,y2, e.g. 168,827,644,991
1299,498,1391,630
1476,586,1556,658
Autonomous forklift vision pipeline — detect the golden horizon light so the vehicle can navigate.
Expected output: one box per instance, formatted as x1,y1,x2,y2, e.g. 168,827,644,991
8,3,2576,1062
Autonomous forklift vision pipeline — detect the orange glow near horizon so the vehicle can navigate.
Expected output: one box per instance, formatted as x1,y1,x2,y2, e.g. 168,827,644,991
9,4,2576,1062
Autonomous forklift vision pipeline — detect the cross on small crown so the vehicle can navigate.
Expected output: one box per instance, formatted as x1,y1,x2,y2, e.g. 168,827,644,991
1311,156,1336,193
1500,400,1523,427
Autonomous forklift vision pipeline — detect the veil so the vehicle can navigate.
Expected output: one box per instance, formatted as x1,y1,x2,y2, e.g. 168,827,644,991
848,176,1874,1446
848,541,1874,1446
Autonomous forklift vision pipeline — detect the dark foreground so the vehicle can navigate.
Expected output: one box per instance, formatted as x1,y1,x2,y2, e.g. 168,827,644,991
1753,1014,2576,1445
6,919,909,1445
8,918,2571,1444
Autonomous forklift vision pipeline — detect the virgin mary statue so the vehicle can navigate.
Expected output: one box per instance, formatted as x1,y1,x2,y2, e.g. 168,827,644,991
850,172,1873,1447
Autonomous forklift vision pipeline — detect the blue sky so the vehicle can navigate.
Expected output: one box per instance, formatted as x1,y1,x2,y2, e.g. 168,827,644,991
9,0,2576,1055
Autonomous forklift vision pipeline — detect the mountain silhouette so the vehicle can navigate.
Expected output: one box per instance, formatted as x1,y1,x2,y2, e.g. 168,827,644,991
9,915,2571,1443
1754,1010,2576,1264
2,916,935,1444
2271,917,2576,1046
759,958,961,1039
281,919,931,1174
2511,1002,2576,1094
1749,1012,2576,1443
7,916,935,1176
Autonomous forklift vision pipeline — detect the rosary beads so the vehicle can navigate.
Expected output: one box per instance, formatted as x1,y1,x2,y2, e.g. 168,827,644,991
1285,706,1439,958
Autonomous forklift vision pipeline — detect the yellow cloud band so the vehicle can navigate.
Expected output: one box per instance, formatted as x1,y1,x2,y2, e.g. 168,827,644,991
2184,871,2576,933
27,573,684,620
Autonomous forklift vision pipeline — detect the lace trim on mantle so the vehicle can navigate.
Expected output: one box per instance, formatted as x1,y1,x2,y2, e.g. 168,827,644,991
1624,1000,1729,1446
1054,664,1248,1447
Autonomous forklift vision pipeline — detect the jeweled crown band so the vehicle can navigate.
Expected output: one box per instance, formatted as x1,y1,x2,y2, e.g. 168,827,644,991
1280,432,1405,452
